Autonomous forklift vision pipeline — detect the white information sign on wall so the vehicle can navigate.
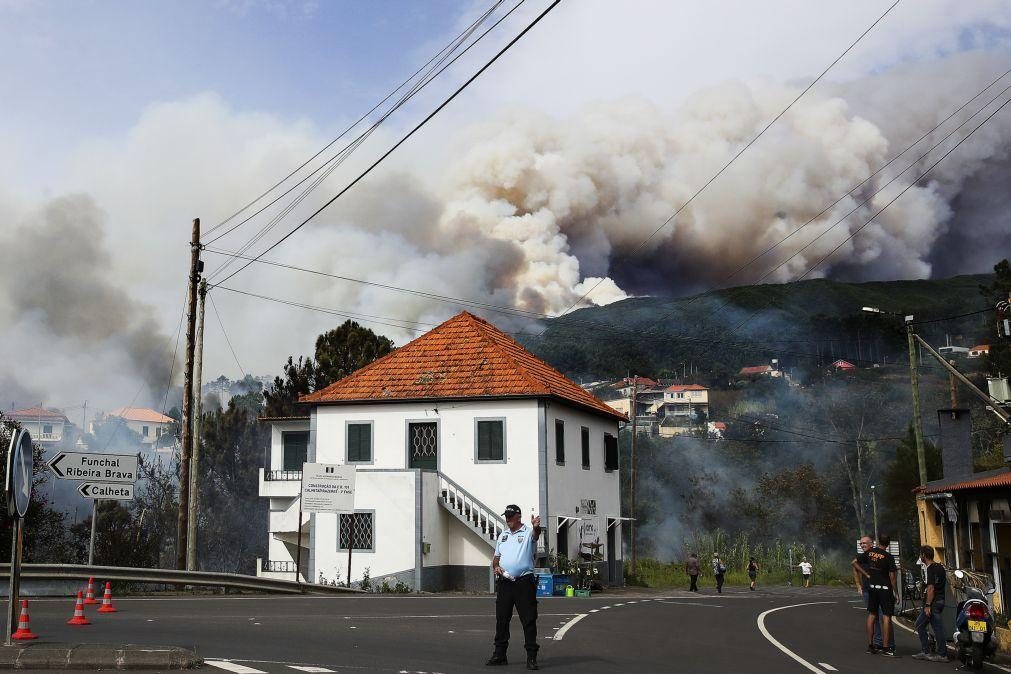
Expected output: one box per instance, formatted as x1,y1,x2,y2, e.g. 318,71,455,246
300,463,355,514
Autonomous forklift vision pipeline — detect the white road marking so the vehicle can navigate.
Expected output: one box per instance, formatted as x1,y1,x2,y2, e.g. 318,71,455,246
553,613,588,641
288,667,335,673
756,602,834,674
818,664,837,672
601,606,611,609
657,601,723,608
206,662,268,674
614,603,624,606
589,609,598,613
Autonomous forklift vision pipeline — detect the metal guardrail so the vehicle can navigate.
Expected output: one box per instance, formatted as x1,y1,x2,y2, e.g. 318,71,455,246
0,564,363,595
264,470,302,481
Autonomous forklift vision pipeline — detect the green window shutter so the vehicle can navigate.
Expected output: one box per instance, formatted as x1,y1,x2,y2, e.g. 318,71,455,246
283,432,309,471
555,420,565,463
477,420,503,461
348,424,371,462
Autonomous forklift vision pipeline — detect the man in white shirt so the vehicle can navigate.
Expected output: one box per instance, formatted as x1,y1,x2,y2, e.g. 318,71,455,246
487,504,542,670
798,558,814,587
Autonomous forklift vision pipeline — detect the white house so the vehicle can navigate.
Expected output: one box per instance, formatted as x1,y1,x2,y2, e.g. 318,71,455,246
7,407,70,443
102,407,175,445
256,312,627,592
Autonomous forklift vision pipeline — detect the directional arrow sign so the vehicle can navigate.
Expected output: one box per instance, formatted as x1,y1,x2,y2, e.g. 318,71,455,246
78,482,134,500
48,452,138,483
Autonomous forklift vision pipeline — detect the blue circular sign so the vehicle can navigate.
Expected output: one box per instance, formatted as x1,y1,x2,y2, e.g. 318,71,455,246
6,429,32,519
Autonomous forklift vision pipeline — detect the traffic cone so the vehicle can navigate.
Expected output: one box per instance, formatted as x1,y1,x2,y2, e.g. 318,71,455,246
67,590,90,625
11,599,37,640
97,582,117,613
84,577,98,605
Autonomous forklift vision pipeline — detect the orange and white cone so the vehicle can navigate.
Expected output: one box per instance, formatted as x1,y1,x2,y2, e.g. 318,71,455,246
97,582,117,613
84,577,98,605
67,590,91,625
11,599,38,640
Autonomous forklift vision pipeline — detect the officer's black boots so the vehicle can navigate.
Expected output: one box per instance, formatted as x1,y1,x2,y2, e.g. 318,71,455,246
485,654,507,666
527,654,539,670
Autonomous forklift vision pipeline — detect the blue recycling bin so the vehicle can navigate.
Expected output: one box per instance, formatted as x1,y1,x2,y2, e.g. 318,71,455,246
552,574,571,596
536,574,554,597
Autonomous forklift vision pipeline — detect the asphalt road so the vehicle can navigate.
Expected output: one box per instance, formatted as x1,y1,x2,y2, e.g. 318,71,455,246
11,584,1011,673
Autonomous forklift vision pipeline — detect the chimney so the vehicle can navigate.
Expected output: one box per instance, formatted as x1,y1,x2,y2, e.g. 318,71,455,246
937,408,973,482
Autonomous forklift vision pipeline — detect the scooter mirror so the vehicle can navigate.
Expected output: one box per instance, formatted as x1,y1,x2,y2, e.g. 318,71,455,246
954,570,965,579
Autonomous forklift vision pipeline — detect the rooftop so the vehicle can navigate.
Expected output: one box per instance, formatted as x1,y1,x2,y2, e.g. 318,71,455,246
665,384,708,392
301,312,626,422
108,407,174,424
920,468,1011,495
6,407,69,421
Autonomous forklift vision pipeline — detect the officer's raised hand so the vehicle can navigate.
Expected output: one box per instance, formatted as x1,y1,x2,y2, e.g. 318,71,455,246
531,514,541,529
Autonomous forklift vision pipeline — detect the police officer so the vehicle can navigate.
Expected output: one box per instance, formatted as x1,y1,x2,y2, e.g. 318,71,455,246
486,504,541,670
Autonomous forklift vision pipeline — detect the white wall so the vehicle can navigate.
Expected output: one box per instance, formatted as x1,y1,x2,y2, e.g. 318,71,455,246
545,401,622,564
14,419,65,442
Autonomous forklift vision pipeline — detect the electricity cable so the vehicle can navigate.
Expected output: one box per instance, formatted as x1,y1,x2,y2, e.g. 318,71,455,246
208,291,248,378
211,0,563,288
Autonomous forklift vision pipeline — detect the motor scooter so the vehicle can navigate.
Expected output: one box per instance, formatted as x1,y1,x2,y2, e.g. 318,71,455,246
952,570,998,671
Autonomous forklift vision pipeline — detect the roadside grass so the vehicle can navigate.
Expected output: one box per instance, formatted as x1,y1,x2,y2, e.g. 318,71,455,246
625,550,853,588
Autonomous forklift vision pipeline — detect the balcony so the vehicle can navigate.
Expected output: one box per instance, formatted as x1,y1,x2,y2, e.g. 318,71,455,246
262,560,296,573
258,468,301,498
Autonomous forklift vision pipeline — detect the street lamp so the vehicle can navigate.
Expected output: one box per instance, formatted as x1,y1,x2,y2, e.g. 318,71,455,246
870,485,879,543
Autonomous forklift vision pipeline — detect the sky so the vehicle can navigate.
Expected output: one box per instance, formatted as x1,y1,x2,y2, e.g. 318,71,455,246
2,0,1011,411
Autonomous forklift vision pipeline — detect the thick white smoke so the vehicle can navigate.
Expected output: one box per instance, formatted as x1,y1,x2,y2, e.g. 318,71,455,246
1,49,1009,403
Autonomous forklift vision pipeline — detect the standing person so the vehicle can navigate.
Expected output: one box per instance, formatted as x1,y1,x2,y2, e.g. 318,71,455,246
797,557,814,588
852,533,899,657
852,536,884,651
686,552,701,592
487,505,542,670
747,558,759,591
712,553,726,594
912,545,948,662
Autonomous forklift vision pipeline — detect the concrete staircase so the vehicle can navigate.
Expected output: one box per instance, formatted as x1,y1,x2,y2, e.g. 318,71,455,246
437,473,506,549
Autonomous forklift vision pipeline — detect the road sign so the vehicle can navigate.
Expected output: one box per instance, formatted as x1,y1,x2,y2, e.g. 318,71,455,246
78,482,135,500
48,451,138,483
6,429,32,519
300,463,355,514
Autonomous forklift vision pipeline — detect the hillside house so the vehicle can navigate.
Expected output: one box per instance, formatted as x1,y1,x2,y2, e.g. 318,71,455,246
831,359,856,371
613,377,659,398
969,344,991,359
256,312,626,592
7,407,70,443
99,407,175,445
738,364,781,379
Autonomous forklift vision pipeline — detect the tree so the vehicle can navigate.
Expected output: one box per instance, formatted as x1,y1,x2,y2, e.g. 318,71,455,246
263,320,395,417
881,426,942,554
981,259,1011,375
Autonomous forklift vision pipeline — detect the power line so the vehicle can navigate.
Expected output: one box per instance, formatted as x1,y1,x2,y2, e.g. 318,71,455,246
203,0,508,241
555,0,902,316
207,291,248,378
212,0,563,288
205,2,525,282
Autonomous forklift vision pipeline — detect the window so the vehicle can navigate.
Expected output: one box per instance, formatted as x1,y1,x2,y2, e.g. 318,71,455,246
346,422,373,463
42,424,52,435
476,419,505,462
282,431,309,471
555,419,565,464
581,426,590,469
338,512,374,551
604,433,619,471
408,422,438,469
142,425,150,437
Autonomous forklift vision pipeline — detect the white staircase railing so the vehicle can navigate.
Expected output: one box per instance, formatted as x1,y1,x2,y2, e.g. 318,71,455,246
437,473,507,548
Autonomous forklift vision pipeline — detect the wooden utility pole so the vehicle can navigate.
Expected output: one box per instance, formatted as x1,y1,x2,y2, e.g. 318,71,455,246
186,279,207,571
630,379,639,574
948,360,959,409
177,218,202,570
906,320,928,488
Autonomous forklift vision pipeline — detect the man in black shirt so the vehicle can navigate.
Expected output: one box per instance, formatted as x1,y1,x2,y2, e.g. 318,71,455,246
912,545,948,662
852,533,898,656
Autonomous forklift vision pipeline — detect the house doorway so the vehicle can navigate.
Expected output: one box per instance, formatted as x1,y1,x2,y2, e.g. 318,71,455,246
408,422,438,470
607,518,617,583
557,520,569,560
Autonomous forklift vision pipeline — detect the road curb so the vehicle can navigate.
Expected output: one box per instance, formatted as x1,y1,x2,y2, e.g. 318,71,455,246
0,643,201,670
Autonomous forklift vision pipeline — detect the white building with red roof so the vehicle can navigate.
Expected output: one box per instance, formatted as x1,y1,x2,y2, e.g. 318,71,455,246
102,407,175,445
6,407,71,443
257,312,626,592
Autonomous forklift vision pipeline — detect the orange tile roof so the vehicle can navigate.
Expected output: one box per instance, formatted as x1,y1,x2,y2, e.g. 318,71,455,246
970,345,991,352
109,407,174,423
739,365,774,375
664,384,708,392
7,407,69,421
302,312,626,422
921,470,1011,494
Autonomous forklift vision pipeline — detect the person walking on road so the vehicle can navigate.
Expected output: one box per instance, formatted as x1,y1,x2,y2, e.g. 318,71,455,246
911,545,948,662
797,557,813,588
852,533,899,657
712,553,726,594
747,557,759,591
487,504,542,670
686,552,701,592
852,536,884,651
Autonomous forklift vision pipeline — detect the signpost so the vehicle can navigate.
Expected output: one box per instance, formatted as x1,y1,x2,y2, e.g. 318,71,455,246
5,428,32,646
47,451,138,564
299,464,356,585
